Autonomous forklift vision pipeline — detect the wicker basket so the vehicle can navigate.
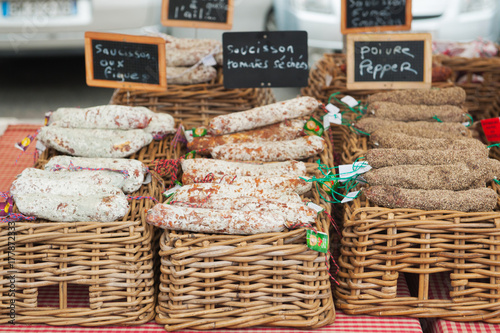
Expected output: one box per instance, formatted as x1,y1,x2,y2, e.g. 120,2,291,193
155,130,337,331
332,124,500,323
0,169,164,326
110,68,275,129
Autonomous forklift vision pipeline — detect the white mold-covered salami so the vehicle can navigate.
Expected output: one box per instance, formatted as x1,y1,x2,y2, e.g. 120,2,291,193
11,176,123,198
182,171,312,194
147,204,286,235
167,65,217,85
172,183,303,204
144,112,176,139
49,105,152,129
15,193,129,222
211,136,326,162
181,159,307,178
163,35,223,66
208,97,319,135
38,127,153,158
17,168,126,189
172,197,316,226
44,156,147,193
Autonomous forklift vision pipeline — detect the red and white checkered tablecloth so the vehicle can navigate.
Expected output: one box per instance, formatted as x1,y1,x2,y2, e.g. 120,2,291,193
0,124,40,192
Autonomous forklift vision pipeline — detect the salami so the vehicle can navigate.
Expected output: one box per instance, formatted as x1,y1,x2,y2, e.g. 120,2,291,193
144,112,176,139
370,131,486,151
171,197,316,226
167,65,217,85
147,204,286,235
366,87,466,106
210,136,325,162
17,168,126,189
163,34,223,67
11,176,123,197
367,102,467,122
208,97,319,135
187,119,306,152
365,148,489,168
363,163,487,191
355,118,468,138
44,156,148,193
38,127,153,158
364,186,497,212
171,183,303,204
48,105,152,129
15,193,129,222
181,159,307,178
181,171,312,194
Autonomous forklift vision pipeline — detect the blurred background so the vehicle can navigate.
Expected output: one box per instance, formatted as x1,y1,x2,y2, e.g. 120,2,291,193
0,0,499,119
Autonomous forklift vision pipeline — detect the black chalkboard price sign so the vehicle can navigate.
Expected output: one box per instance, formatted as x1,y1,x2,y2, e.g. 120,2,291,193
162,0,233,30
84,32,167,92
346,33,432,90
341,0,412,34
222,31,309,89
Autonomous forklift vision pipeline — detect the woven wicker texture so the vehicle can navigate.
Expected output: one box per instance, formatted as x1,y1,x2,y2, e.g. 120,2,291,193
332,124,500,322
155,128,337,331
110,68,276,130
0,167,165,326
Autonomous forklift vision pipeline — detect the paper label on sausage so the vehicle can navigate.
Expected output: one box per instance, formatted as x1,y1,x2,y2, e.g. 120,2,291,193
307,229,328,253
324,113,342,126
143,172,152,185
338,162,371,182
0,199,13,217
182,125,194,143
36,140,47,152
304,117,324,137
192,128,207,138
341,191,360,203
163,184,182,198
306,202,324,214
325,103,340,114
341,95,359,108
202,54,217,67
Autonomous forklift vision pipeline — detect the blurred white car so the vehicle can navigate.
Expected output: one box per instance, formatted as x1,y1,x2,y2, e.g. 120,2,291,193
0,0,163,55
267,0,500,50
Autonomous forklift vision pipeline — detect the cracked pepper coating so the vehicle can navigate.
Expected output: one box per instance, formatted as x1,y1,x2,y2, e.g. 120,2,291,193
188,119,306,152
370,130,486,151
365,148,489,168
355,118,468,138
210,135,325,162
366,87,466,106
364,186,497,212
363,163,489,191
366,101,467,122
208,97,318,135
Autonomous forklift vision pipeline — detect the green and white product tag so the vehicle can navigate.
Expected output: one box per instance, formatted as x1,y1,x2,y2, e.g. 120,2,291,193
185,150,196,159
304,117,324,137
192,127,207,138
324,113,342,127
306,202,324,214
163,184,182,198
182,125,194,143
319,179,339,196
341,95,359,108
338,162,371,182
341,191,360,203
306,229,328,253
325,103,340,114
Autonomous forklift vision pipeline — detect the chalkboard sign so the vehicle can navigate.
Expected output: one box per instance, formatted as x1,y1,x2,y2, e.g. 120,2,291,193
162,0,233,30
346,33,432,90
223,31,309,89
84,32,167,92
341,0,412,34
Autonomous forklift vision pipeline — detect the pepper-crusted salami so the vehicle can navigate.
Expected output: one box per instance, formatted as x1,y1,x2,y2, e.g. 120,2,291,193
364,186,497,212
181,159,307,178
187,119,306,152
365,148,489,168
363,163,488,191
49,105,152,129
367,102,467,122
172,183,303,204
355,118,468,138
172,197,316,226
370,131,486,151
181,171,312,194
44,156,148,193
146,204,286,235
15,193,129,222
366,87,466,106
210,136,325,162
167,65,217,85
208,97,319,135
38,127,153,158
